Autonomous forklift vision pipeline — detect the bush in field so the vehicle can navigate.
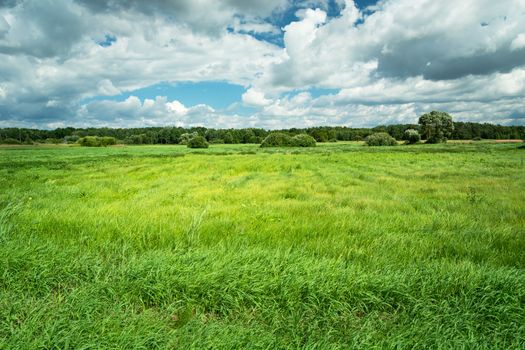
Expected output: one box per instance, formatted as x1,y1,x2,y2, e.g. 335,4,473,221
403,129,421,144
260,133,316,147
45,138,63,144
187,135,209,148
64,135,79,144
100,136,117,146
78,136,116,147
365,132,397,146
179,132,198,145
292,134,316,147
418,111,454,143
78,136,100,147
260,132,295,147
1,138,22,145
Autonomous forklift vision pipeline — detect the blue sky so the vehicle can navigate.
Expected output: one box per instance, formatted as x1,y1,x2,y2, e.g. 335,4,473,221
0,0,524,129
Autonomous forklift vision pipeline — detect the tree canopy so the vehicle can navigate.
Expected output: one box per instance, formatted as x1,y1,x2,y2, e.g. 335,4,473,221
1,120,523,145
418,111,454,143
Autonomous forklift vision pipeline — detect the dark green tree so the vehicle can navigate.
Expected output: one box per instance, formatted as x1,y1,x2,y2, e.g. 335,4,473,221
418,111,454,143
309,129,329,142
223,132,234,144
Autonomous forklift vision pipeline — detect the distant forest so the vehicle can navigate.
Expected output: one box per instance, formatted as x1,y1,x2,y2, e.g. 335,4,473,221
1,122,523,145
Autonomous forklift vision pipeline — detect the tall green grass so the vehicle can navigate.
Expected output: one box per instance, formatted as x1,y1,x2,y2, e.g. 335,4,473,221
1,143,524,348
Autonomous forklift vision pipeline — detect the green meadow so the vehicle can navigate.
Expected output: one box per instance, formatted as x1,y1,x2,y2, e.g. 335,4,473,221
1,142,524,349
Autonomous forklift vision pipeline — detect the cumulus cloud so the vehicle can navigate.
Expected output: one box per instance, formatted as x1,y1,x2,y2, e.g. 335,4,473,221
166,100,188,116
74,0,288,35
72,95,250,129
511,33,525,51
97,79,121,96
77,96,219,127
0,0,283,126
242,88,272,107
0,0,89,58
333,68,525,105
256,0,525,93
231,18,280,35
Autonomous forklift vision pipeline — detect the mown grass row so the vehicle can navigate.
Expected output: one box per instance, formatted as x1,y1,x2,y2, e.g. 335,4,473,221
1,143,524,348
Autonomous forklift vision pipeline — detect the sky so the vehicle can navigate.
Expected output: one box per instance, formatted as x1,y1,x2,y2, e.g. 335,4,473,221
0,0,524,129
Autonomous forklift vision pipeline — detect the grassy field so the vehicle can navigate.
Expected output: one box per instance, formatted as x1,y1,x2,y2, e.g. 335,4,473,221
1,142,524,349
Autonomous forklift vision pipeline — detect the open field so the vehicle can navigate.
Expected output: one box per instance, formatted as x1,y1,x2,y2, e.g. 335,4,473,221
1,142,524,349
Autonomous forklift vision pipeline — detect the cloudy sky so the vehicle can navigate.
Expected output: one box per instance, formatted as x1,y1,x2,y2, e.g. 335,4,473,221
0,0,524,129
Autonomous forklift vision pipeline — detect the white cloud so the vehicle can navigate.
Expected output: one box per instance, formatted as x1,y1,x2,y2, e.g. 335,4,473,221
283,8,326,59
97,79,121,96
75,96,223,127
333,68,525,105
74,0,289,35
231,18,280,35
166,100,188,116
46,100,59,108
46,121,66,129
511,33,525,51
242,88,272,107
0,0,89,58
0,1,284,125
243,0,525,126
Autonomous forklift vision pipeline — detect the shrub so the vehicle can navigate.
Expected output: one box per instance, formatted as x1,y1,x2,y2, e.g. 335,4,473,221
260,132,295,147
78,136,116,147
187,135,209,148
78,136,100,147
100,136,117,146
403,129,421,144
179,132,198,145
64,135,80,144
1,138,22,145
292,134,316,147
260,133,316,148
365,132,397,146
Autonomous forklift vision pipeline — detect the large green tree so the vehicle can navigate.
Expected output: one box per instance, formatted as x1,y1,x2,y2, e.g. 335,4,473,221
418,111,454,143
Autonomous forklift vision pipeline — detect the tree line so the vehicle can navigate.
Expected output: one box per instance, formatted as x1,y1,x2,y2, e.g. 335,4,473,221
0,121,523,145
